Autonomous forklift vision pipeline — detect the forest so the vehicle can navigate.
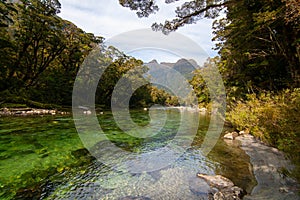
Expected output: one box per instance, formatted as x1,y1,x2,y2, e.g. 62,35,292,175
1,0,300,187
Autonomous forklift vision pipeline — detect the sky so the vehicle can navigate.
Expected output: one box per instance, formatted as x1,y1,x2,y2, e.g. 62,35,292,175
58,0,218,63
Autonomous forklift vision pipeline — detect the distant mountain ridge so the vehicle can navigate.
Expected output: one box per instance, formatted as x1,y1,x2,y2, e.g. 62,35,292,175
147,58,200,80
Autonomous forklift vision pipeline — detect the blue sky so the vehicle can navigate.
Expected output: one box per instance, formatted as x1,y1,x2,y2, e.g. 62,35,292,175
58,0,218,63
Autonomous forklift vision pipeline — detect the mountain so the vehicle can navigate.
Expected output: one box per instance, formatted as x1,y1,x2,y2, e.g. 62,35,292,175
160,58,199,79
145,58,197,98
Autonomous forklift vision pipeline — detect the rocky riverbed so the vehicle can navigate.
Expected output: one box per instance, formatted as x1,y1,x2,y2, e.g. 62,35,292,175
0,107,69,116
224,132,300,199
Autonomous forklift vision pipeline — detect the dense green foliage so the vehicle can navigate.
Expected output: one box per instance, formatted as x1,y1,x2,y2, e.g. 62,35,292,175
190,57,220,107
0,0,178,108
0,0,101,106
119,0,226,34
94,52,179,108
214,0,300,95
228,89,300,147
122,0,299,95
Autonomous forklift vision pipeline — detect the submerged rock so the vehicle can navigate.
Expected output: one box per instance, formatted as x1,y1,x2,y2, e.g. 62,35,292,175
197,174,235,189
197,174,245,200
71,148,95,163
189,177,213,197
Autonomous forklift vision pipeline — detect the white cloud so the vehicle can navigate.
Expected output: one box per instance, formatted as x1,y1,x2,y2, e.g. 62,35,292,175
106,29,209,66
58,0,218,61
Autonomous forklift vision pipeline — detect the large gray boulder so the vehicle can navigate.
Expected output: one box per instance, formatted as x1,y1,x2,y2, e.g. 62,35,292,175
197,174,245,200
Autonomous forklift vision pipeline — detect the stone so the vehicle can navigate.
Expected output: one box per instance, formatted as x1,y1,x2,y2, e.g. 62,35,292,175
197,174,245,200
239,130,246,135
197,174,234,189
223,132,239,140
279,187,289,193
71,148,95,164
213,186,244,200
83,110,92,115
236,134,300,199
213,191,225,200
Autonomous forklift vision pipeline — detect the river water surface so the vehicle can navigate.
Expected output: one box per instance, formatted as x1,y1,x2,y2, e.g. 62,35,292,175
0,109,256,199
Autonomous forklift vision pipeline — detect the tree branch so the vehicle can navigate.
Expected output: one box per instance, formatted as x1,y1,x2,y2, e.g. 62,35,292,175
152,1,230,34
176,1,228,26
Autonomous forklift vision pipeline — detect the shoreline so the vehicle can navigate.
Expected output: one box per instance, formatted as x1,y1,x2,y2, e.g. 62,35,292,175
0,105,208,117
0,107,70,116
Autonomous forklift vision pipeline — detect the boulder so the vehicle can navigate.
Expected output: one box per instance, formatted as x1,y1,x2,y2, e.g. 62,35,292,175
197,174,234,189
197,174,245,200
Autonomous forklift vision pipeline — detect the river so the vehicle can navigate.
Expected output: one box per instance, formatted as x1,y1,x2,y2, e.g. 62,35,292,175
0,109,256,199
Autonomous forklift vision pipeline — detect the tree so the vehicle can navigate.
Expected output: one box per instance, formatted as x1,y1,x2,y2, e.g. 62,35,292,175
1,0,67,91
119,0,159,17
119,0,228,34
0,1,17,90
0,0,102,106
119,0,300,91
213,0,300,93
0,0,16,27
30,20,102,105
95,49,150,107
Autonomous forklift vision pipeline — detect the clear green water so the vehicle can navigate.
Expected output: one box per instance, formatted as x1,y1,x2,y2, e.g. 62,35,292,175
0,110,256,199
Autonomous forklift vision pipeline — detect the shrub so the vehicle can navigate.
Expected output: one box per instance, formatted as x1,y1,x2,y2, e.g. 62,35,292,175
227,89,300,179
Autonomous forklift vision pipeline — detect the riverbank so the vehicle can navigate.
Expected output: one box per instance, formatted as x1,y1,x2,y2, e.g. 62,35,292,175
234,134,300,199
0,106,208,117
0,107,69,116
227,89,300,185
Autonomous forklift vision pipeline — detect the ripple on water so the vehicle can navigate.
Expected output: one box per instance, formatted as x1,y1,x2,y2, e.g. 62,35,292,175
48,147,217,199
0,112,256,199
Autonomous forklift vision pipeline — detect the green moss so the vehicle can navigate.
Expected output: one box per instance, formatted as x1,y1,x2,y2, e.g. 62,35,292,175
0,116,92,199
